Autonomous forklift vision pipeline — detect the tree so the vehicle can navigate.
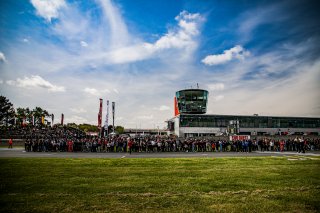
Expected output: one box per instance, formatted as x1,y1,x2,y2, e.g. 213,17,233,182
108,125,113,133
0,95,15,127
32,107,49,126
67,123,78,129
16,107,31,126
115,126,124,134
78,123,99,132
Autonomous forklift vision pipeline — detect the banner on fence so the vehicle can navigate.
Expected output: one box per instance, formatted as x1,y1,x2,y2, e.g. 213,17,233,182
229,135,250,141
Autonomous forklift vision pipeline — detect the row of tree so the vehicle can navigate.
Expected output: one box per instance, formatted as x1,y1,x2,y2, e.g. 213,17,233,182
16,107,50,125
0,95,124,134
68,123,124,134
0,96,51,126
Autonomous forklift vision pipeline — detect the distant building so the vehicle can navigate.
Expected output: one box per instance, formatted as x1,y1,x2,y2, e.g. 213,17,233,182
123,128,167,136
168,89,320,137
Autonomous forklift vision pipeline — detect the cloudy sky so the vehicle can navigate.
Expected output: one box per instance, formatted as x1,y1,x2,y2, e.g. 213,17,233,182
0,0,320,128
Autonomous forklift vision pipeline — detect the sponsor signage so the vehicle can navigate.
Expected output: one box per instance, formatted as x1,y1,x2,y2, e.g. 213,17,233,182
229,135,250,141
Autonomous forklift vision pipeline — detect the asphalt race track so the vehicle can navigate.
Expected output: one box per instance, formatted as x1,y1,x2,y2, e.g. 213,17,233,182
1,148,319,158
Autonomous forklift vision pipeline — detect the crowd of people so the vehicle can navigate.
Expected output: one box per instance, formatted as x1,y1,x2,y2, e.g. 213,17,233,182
2,126,320,154
23,134,320,154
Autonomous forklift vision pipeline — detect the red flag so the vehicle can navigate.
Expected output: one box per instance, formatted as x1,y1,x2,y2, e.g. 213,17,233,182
174,96,180,116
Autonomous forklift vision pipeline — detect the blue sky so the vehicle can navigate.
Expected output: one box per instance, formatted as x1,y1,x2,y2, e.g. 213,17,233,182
0,0,319,128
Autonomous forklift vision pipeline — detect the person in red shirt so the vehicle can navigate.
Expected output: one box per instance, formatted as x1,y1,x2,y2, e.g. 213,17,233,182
68,140,73,152
280,140,285,152
8,138,13,149
128,138,133,154
211,142,216,152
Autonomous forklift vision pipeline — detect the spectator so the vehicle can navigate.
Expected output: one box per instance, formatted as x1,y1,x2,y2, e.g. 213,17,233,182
8,138,13,149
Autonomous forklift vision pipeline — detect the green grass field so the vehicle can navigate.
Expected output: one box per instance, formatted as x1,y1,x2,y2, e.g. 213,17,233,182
0,157,319,212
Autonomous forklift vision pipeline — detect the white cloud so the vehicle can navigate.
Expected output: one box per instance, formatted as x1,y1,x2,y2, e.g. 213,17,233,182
208,83,225,91
70,107,87,113
102,89,111,93
80,41,88,47
212,95,224,102
31,0,66,22
159,105,170,111
153,105,170,111
202,45,250,66
84,87,99,96
84,87,113,97
0,79,3,84
0,52,6,62
23,38,29,43
105,43,155,64
31,5,203,67
116,117,124,121
6,80,15,86
137,115,154,120
66,115,89,124
51,4,90,41
90,64,97,70
6,75,65,92
153,11,202,50
98,0,129,48
113,88,119,94
176,11,201,35
102,10,203,64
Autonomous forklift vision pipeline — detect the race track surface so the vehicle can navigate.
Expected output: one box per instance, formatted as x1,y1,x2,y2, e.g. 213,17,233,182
1,148,319,158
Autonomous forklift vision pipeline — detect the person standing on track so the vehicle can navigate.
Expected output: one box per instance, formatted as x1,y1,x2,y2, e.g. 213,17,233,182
8,138,13,149
68,139,73,152
128,137,133,154
280,140,284,152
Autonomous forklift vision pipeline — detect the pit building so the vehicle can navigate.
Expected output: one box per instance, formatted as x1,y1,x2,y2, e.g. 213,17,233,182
167,89,320,137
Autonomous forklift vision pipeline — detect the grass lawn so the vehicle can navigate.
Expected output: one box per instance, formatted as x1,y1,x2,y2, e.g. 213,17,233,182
0,157,319,212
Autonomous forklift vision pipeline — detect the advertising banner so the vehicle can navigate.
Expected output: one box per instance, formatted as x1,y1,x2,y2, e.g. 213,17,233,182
229,135,250,141
104,100,109,130
98,98,103,129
